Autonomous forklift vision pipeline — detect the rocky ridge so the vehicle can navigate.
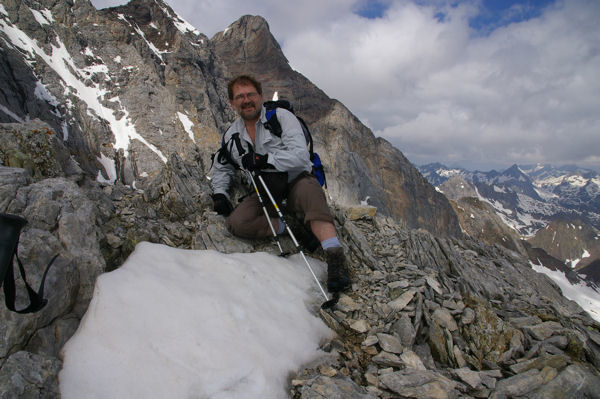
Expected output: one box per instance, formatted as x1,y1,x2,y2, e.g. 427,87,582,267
288,213,600,398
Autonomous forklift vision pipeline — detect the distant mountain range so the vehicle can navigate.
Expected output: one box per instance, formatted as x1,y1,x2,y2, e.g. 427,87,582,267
419,163,600,272
419,163,600,236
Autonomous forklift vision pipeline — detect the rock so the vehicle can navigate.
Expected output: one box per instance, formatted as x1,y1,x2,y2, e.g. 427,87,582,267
454,367,482,389
400,350,427,371
388,289,416,312
391,314,416,346
376,333,403,354
300,376,377,399
0,351,61,398
432,308,459,332
372,351,404,368
493,368,546,397
350,320,370,334
509,353,570,374
523,321,564,341
526,364,600,399
379,370,458,399
345,205,377,221
337,294,360,313
460,307,476,325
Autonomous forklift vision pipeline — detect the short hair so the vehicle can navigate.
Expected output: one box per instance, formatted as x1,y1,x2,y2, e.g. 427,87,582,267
227,75,262,100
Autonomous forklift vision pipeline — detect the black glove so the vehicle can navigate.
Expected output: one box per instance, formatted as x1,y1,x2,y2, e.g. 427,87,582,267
212,193,233,216
241,151,269,171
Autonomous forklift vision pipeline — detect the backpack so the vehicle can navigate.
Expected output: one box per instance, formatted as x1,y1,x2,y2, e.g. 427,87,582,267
212,101,327,188
262,100,327,187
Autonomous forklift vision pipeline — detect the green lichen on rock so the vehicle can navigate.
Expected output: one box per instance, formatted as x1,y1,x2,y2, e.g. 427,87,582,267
0,121,63,180
461,297,521,367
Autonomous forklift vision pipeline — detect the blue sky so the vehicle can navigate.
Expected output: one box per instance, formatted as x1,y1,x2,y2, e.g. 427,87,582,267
90,0,600,172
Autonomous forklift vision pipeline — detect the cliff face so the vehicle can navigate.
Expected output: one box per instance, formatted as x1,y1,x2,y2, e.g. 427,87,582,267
1,0,230,185
211,15,461,237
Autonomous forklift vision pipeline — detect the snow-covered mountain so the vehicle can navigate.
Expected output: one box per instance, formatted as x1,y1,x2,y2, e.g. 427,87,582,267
419,163,600,237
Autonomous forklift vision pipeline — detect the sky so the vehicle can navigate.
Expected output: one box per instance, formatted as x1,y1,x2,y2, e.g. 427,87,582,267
59,242,333,398
88,0,600,172
58,242,599,398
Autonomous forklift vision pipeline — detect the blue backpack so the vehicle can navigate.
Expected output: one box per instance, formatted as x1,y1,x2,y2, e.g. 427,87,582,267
262,100,327,187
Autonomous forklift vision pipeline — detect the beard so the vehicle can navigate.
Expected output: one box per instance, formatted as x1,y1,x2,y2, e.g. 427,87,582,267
239,101,261,121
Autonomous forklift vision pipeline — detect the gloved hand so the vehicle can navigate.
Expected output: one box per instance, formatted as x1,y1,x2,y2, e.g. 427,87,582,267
212,193,233,216
241,151,269,171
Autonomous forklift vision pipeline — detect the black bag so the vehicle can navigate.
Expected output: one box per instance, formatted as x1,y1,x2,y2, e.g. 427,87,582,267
0,213,57,314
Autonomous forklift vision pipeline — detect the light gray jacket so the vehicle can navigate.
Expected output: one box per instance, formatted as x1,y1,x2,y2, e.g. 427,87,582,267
211,106,312,199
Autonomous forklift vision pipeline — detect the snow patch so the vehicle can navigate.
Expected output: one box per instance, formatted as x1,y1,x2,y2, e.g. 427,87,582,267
34,81,59,107
0,104,24,123
530,260,600,322
177,112,195,143
96,153,117,184
59,244,332,398
29,8,53,26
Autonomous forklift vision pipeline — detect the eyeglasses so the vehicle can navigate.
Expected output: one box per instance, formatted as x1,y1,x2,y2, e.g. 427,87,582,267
233,92,259,102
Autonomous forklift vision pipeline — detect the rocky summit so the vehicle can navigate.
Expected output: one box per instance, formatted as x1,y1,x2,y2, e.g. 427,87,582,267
1,0,600,398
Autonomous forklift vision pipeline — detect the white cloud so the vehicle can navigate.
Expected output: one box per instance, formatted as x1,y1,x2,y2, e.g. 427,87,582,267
87,0,600,171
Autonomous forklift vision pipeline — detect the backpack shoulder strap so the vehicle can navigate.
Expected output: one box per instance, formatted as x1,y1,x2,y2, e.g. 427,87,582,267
212,132,247,169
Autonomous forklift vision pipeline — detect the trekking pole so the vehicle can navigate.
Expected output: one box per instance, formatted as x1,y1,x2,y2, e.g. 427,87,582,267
244,170,287,256
253,172,330,303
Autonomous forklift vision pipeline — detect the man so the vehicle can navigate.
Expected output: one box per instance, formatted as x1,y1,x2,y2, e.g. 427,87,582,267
211,75,351,293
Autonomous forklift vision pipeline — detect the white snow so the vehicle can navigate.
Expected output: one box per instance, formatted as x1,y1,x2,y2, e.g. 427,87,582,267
34,81,59,107
0,4,8,16
566,175,588,187
0,104,24,123
59,243,332,399
61,120,69,141
437,168,461,178
530,261,600,322
96,153,117,184
133,25,169,62
583,249,591,258
177,112,195,143
29,7,53,26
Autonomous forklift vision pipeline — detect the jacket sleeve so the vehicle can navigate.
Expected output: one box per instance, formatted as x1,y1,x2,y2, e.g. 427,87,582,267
266,109,311,172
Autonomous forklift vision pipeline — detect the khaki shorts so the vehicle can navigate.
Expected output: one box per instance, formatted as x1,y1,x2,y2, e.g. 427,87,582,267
225,173,333,239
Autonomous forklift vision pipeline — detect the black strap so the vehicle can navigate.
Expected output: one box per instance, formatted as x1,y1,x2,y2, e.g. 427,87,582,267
3,246,58,314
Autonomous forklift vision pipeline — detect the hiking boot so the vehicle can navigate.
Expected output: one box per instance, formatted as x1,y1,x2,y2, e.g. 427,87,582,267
325,247,351,293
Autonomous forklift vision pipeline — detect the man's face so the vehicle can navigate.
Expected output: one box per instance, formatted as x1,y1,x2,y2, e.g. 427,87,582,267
230,83,263,122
